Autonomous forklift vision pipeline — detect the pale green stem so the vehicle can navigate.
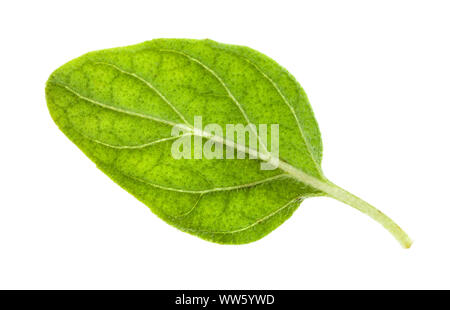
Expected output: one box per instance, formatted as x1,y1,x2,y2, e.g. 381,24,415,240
319,181,413,248
276,161,412,248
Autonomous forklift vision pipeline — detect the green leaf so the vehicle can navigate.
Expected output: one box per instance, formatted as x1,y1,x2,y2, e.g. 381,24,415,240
46,39,411,247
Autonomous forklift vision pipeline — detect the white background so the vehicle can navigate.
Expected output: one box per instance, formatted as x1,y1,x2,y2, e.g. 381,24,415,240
1,0,449,289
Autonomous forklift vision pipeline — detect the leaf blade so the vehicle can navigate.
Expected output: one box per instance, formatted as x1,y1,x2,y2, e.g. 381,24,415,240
46,39,411,247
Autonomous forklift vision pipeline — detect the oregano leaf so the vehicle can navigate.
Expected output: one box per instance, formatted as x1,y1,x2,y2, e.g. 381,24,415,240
46,39,411,248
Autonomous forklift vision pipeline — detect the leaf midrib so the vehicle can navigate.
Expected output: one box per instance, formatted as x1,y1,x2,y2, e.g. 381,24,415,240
50,80,329,193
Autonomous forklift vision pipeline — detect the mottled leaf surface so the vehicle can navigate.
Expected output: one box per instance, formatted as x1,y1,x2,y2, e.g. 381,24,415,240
46,39,411,247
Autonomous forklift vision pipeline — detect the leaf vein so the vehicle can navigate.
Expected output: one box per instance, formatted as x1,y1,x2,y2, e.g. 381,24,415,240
50,81,180,127
128,173,288,194
180,195,304,235
158,48,270,155
237,54,322,172
79,131,192,149
93,61,191,126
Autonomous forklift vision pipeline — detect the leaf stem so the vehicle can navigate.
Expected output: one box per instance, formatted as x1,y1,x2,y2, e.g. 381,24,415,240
319,181,413,248
276,161,412,248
